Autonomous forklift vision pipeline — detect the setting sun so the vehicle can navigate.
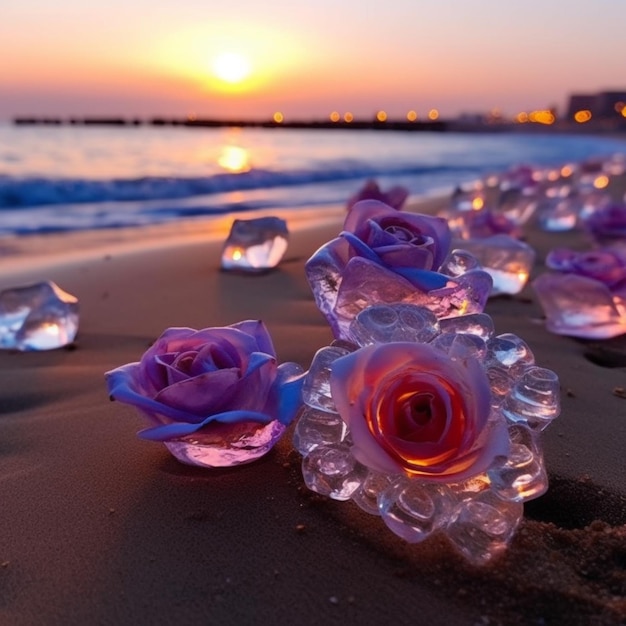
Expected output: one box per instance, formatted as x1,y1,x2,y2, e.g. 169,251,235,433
211,52,252,85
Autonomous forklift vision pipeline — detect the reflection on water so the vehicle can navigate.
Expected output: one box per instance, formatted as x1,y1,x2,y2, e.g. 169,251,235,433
218,145,250,172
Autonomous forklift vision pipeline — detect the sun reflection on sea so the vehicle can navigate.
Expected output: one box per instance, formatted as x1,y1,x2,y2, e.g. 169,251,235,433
218,145,251,172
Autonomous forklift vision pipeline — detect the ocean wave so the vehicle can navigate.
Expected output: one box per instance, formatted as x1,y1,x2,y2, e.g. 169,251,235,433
0,163,464,209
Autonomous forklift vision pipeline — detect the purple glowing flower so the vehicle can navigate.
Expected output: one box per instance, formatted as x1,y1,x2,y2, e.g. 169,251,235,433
346,179,409,211
533,248,626,339
546,248,626,290
448,207,523,241
330,341,506,482
584,203,626,244
105,321,304,466
305,200,492,339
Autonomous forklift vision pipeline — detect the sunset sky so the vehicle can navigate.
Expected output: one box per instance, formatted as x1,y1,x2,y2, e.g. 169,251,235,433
1,0,625,121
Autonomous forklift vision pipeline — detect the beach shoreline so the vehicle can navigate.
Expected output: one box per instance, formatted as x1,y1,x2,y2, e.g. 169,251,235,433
0,180,625,625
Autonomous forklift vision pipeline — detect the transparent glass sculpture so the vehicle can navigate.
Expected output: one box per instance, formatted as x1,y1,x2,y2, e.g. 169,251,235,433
536,195,579,232
164,419,286,468
457,235,536,296
0,280,79,351
294,303,559,564
533,273,626,339
306,238,492,341
378,477,455,543
221,216,289,271
301,442,367,500
446,490,524,566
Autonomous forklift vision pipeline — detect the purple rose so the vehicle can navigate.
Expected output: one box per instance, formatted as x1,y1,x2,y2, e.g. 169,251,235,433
346,179,409,211
105,321,304,445
533,248,626,339
473,209,521,239
330,342,508,481
342,200,451,270
306,200,492,339
584,203,626,243
499,164,537,191
448,207,522,240
546,248,626,290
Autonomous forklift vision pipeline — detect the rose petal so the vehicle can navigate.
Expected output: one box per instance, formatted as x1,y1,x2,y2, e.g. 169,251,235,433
340,230,383,264
190,343,239,374
154,368,240,417
330,342,495,480
230,320,276,356
375,244,434,270
105,363,203,424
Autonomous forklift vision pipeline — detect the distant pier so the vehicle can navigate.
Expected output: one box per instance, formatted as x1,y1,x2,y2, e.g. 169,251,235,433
11,116,449,132
11,115,626,135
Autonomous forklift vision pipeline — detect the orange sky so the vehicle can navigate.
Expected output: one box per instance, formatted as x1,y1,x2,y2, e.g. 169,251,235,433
1,0,625,121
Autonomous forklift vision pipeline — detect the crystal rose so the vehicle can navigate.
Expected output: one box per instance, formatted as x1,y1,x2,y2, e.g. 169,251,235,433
533,248,626,339
546,248,626,289
458,208,522,240
584,203,626,244
105,321,304,466
305,200,492,339
346,179,409,211
329,342,508,481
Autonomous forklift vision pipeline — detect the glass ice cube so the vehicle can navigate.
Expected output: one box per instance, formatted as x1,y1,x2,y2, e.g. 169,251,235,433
496,186,538,225
488,425,548,502
457,235,535,296
301,442,366,501
578,189,612,220
351,471,393,515
439,313,495,339
349,303,439,346
423,270,493,320
450,184,486,212
292,406,348,455
378,477,455,543
446,474,492,501
164,419,286,468
536,196,579,232
533,273,626,339
485,333,535,377
485,366,515,408
220,216,289,271
301,345,353,412
446,490,523,565
0,280,79,351
502,366,561,431
430,332,487,361
439,249,482,277
332,257,491,340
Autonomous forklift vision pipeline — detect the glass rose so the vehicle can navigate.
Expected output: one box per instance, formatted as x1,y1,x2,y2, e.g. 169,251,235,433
451,208,522,241
533,248,626,339
346,179,409,211
294,303,560,565
583,203,626,245
105,320,304,467
330,342,508,481
305,200,492,340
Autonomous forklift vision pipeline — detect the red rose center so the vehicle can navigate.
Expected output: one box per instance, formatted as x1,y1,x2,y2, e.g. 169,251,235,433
404,394,433,426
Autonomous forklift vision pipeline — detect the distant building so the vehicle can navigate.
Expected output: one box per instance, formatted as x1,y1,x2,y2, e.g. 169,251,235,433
566,90,626,120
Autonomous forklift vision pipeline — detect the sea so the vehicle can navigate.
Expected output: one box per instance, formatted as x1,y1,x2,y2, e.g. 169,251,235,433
0,123,624,237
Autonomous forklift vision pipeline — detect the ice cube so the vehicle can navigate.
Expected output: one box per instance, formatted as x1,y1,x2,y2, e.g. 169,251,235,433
221,216,289,271
457,235,535,296
0,280,79,351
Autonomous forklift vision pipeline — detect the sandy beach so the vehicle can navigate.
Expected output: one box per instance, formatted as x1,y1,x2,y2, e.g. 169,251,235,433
0,189,625,625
